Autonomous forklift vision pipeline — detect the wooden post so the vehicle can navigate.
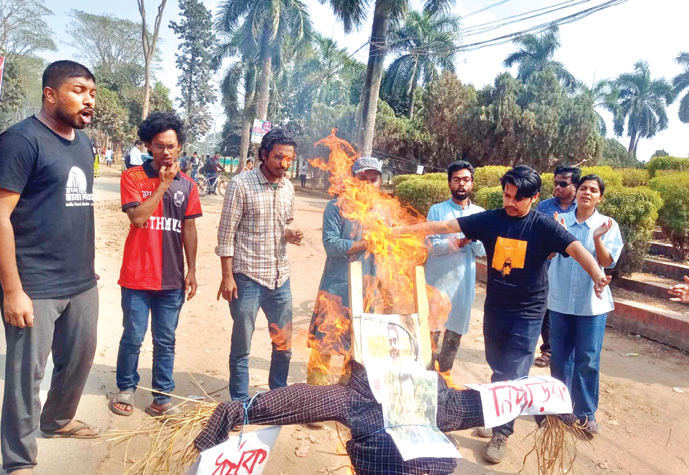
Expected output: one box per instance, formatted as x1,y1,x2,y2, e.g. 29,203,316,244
349,261,364,363
414,266,433,368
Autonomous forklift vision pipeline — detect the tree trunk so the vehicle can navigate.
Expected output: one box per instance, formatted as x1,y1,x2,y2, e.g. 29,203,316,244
357,1,388,156
628,125,637,154
239,73,256,168
407,61,418,120
138,0,168,120
256,29,273,121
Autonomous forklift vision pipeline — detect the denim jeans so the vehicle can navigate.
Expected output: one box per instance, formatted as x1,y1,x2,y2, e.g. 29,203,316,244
483,311,543,437
229,273,293,401
116,287,185,404
549,310,607,422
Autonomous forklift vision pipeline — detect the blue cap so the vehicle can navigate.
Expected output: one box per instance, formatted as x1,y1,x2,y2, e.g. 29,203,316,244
352,156,383,174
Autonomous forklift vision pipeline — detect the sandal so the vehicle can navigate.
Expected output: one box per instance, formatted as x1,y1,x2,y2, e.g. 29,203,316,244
42,419,100,439
109,390,135,416
145,401,181,417
534,353,551,368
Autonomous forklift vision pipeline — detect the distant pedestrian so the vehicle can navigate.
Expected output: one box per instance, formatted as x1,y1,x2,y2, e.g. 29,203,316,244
105,148,114,167
299,160,307,188
180,151,190,173
128,140,144,169
241,158,253,173
190,151,200,182
0,60,100,475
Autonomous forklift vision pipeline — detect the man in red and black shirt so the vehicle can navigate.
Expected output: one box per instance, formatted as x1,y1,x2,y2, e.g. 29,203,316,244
110,112,202,418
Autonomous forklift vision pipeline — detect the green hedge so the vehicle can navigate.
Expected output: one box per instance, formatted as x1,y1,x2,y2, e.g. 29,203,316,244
580,166,623,188
649,173,689,260
599,186,663,278
392,172,446,187
474,166,510,191
391,174,420,186
618,168,649,187
475,186,503,210
540,173,554,200
647,156,689,178
395,178,451,216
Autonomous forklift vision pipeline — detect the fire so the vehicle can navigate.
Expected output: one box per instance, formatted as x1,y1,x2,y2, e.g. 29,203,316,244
268,323,292,351
309,129,430,315
307,291,352,383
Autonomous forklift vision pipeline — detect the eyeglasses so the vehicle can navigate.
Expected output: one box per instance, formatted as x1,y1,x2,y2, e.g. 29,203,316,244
555,181,573,187
451,177,473,184
151,143,178,152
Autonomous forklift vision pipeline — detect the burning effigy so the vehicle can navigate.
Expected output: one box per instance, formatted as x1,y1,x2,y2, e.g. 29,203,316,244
108,130,584,475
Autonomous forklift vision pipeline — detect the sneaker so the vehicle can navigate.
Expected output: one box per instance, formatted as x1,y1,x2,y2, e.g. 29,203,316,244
583,420,602,435
484,433,508,463
475,426,493,438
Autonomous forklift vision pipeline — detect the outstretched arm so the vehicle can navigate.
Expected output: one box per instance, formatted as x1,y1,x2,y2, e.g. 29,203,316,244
565,241,611,298
394,219,461,237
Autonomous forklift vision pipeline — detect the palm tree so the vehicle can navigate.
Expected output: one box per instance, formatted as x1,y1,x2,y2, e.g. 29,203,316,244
503,25,576,92
215,0,312,121
382,10,460,119
321,0,456,154
672,52,689,123
578,79,619,136
613,61,674,156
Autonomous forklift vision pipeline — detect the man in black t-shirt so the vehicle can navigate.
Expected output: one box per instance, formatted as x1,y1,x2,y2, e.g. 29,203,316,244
394,166,611,464
0,61,100,474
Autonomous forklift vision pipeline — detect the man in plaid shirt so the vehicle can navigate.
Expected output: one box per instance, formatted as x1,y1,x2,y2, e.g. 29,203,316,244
195,361,484,475
216,129,303,401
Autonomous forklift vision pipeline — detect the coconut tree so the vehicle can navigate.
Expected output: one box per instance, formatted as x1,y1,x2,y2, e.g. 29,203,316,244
382,9,460,119
215,0,312,121
321,0,456,155
504,25,576,92
672,52,689,123
577,79,619,136
613,61,674,156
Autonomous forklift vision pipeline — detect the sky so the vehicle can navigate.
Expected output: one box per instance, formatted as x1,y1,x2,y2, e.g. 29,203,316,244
42,0,689,161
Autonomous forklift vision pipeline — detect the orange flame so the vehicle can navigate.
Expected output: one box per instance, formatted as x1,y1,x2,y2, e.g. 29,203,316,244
269,323,292,351
307,291,353,383
309,129,429,315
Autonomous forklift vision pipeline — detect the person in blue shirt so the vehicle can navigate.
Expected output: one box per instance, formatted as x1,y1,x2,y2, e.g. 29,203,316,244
547,174,623,437
534,166,580,368
306,156,380,386
425,161,485,383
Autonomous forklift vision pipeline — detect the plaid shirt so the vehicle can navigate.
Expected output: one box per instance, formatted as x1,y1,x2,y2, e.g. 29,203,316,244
216,168,295,289
195,362,484,475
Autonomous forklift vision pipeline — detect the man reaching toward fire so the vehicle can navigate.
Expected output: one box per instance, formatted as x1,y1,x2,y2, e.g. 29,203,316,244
393,165,612,464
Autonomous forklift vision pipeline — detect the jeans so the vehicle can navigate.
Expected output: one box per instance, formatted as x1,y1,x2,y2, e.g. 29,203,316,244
549,310,607,422
229,273,293,401
483,311,543,437
539,309,551,355
116,287,185,404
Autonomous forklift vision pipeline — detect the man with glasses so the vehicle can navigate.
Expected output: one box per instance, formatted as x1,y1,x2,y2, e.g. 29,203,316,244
111,112,201,417
534,166,580,368
425,161,485,385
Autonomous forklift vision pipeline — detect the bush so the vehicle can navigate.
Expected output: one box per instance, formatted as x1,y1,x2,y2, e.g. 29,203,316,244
475,186,503,210
392,174,420,187
598,186,663,279
540,173,554,201
474,166,510,191
647,155,689,178
618,168,649,187
395,178,451,216
580,166,622,188
649,173,689,261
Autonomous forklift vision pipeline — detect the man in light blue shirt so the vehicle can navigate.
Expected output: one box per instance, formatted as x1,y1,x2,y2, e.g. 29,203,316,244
534,165,580,368
425,161,486,379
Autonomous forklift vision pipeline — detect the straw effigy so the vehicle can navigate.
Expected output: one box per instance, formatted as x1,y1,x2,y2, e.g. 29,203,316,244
521,415,587,475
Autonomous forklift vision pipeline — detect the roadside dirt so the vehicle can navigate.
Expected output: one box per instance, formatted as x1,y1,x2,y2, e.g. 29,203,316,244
87,168,689,475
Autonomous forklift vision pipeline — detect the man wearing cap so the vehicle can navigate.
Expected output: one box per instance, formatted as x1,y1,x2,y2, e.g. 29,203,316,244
306,156,381,385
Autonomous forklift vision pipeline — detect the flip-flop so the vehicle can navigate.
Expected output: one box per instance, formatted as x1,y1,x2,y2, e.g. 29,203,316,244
109,390,135,416
534,353,551,367
42,420,100,439
144,401,181,418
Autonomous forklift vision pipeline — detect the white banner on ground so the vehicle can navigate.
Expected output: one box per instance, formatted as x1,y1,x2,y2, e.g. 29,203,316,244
187,426,281,475
465,376,572,429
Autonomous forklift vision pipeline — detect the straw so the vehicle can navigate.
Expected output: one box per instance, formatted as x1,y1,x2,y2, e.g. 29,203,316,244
520,415,588,475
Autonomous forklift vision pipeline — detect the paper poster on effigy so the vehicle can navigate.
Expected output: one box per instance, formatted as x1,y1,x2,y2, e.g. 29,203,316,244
354,313,461,461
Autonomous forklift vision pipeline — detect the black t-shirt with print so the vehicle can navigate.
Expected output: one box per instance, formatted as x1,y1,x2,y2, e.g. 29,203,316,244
0,116,96,299
458,209,576,319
